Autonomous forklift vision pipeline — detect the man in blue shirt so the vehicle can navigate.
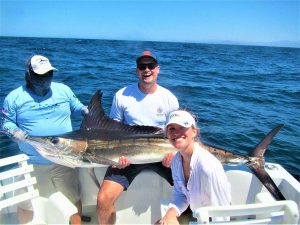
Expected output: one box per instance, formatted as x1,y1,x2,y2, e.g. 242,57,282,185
2,55,88,225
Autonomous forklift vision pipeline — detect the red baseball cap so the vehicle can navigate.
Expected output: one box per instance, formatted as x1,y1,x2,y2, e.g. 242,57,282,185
136,50,158,65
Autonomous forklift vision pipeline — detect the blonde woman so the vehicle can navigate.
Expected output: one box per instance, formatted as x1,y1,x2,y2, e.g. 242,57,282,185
158,110,231,224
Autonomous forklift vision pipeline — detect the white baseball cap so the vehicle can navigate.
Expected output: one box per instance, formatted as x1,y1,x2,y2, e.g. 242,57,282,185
26,55,57,75
166,110,196,128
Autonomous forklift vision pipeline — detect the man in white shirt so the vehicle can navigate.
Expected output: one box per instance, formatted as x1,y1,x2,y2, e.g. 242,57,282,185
97,51,179,225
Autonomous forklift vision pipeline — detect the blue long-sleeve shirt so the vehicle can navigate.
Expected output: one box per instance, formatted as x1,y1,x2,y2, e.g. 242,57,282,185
2,82,84,164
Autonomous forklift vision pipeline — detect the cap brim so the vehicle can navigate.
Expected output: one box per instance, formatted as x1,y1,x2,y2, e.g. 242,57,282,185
136,56,157,64
34,66,57,75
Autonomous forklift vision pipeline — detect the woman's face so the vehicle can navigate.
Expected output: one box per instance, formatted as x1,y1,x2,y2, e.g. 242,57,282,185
166,124,197,151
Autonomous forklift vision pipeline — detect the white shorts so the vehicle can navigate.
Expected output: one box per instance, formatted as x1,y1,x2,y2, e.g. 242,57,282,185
17,164,80,210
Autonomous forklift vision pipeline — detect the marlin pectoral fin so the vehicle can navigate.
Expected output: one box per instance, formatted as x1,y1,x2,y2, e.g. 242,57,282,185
80,90,162,134
250,124,284,158
88,168,100,189
249,164,286,200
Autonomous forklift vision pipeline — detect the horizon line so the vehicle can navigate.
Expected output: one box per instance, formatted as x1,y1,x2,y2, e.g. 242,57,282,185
1,35,299,49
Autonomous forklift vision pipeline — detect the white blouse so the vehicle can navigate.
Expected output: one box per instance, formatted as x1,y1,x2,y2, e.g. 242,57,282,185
168,143,231,218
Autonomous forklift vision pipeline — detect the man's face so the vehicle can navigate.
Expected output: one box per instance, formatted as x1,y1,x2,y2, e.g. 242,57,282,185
28,70,53,91
136,60,160,86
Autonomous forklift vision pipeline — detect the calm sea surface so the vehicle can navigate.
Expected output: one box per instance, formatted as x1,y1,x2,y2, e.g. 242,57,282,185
0,37,299,179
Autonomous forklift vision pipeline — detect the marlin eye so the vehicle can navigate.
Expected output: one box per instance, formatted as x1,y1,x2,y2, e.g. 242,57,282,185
50,137,59,144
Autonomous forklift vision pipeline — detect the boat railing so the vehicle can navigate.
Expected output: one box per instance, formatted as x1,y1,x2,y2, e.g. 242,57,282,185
0,154,78,225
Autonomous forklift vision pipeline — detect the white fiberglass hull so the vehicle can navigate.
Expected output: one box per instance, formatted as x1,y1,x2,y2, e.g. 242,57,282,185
1,162,299,224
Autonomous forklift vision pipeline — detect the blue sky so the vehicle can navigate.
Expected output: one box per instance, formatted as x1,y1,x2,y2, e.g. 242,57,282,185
1,0,299,47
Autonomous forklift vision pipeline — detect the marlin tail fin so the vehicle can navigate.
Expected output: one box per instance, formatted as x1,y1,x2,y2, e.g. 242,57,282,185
247,124,286,200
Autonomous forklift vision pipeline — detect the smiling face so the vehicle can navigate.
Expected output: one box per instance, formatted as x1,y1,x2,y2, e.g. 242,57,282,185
136,60,160,93
166,124,198,154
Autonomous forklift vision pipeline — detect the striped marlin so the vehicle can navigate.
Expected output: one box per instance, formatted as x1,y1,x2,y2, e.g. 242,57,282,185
24,90,286,200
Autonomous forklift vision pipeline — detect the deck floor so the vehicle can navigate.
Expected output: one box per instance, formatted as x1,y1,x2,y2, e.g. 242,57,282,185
0,211,194,225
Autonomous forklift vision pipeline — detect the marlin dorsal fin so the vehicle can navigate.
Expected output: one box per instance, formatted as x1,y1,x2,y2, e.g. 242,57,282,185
80,90,162,134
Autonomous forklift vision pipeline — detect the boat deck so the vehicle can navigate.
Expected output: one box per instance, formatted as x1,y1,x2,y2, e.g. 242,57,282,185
1,163,300,224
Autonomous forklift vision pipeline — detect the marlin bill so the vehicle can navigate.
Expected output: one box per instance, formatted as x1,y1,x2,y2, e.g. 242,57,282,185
24,90,286,200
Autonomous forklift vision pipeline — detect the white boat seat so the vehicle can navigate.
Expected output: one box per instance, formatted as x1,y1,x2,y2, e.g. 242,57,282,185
193,200,299,224
0,154,39,211
255,192,275,203
0,154,77,225
160,198,299,224
28,191,78,225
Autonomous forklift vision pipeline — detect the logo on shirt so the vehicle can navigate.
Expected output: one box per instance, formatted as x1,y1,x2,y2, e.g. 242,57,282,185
156,107,164,116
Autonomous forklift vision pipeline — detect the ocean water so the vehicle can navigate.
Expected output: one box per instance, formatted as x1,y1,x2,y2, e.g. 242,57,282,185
0,37,299,179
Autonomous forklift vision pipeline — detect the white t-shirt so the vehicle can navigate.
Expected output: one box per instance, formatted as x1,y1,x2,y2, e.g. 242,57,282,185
169,143,231,219
110,83,179,127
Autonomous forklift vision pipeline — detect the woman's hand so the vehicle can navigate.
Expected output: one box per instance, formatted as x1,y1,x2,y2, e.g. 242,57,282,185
157,208,180,225
162,153,175,168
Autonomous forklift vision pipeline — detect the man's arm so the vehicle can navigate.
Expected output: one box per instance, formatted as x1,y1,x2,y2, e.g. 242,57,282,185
2,98,27,142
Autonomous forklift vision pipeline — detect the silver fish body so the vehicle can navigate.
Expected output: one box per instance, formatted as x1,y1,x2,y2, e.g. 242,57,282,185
27,129,250,168
26,130,177,167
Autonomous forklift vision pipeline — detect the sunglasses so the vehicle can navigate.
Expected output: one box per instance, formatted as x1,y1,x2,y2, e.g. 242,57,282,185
137,63,157,70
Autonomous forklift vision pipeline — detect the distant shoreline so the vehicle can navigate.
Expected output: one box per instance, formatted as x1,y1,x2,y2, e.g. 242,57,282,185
1,35,299,49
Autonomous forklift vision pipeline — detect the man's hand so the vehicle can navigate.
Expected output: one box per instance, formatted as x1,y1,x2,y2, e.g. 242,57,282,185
81,106,89,116
162,153,175,168
112,156,131,169
10,129,28,142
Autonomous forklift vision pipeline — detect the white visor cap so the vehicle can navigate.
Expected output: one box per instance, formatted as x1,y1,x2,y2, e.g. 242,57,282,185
166,110,196,128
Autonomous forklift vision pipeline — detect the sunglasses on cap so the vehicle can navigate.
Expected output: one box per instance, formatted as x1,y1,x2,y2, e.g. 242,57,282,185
137,63,157,70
